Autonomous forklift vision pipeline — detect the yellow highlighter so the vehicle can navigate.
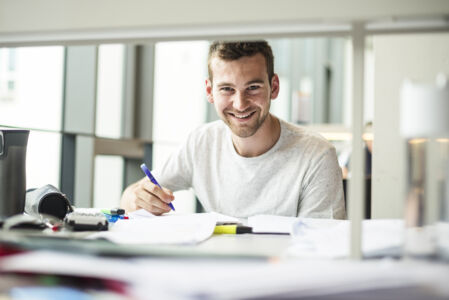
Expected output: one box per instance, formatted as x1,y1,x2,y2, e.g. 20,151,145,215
214,225,253,234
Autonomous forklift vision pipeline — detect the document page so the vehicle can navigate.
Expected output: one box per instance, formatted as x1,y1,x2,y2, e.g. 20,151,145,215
247,216,403,258
89,211,241,245
287,219,403,258
247,215,297,234
90,213,217,245
128,209,156,219
128,209,241,224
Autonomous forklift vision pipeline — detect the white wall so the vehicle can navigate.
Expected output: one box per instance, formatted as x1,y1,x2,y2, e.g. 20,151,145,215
372,33,449,218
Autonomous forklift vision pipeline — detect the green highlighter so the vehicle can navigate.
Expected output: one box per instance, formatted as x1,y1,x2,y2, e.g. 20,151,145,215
101,208,125,216
214,225,253,234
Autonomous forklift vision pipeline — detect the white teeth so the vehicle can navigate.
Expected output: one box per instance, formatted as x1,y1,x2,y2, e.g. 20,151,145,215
234,112,252,119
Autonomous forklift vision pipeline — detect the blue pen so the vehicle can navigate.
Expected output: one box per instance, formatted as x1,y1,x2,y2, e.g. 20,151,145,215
140,163,175,211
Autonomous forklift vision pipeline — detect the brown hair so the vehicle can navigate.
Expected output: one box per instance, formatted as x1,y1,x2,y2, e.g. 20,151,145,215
207,41,274,84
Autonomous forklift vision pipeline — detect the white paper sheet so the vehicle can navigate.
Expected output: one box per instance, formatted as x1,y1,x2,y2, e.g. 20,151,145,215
89,213,217,245
246,215,403,258
128,209,241,224
206,211,242,224
128,208,156,219
247,214,297,233
287,219,404,258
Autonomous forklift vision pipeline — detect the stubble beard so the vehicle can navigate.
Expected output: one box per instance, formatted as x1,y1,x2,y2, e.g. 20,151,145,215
222,108,270,138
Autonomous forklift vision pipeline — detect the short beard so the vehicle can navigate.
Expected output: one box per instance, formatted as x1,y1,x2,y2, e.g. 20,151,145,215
223,109,269,138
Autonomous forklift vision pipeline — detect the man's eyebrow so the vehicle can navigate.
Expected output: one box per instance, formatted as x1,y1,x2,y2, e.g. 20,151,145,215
246,79,265,85
215,79,265,87
216,82,235,87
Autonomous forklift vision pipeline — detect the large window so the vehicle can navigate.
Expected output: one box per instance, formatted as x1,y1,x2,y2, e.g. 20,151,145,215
93,155,124,209
0,47,64,130
0,46,64,190
152,41,209,213
269,37,350,126
92,44,126,208
95,44,125,139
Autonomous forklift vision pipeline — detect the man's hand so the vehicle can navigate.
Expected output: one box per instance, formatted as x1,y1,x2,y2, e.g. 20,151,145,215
120,177,175,215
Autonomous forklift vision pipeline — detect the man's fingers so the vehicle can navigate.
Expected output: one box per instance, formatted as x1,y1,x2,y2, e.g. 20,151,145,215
141,179,174,204
162,187,174,197
135,189,171,211
127,177,174,215
135,196,171,215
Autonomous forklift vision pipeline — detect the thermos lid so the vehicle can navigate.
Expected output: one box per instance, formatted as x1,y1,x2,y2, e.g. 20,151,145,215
0,129,30,159
400,74,449,138
0,127,29,131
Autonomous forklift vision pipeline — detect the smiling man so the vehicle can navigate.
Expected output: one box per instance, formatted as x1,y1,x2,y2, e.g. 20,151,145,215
121,41,346,219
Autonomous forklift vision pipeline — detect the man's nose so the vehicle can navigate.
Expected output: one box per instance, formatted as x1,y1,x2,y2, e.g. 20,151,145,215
232,91,249,111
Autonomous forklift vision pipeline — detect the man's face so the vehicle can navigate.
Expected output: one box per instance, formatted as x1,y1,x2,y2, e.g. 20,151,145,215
206,53,279,138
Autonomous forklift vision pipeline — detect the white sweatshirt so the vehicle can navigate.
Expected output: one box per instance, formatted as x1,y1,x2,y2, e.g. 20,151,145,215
153,119,346,219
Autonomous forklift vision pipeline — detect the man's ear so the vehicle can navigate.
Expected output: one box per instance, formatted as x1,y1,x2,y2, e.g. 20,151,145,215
205,79,214,104
270,74,280,100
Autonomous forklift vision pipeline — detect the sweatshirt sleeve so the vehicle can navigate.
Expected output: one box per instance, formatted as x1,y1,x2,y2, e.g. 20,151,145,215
297,146,346,219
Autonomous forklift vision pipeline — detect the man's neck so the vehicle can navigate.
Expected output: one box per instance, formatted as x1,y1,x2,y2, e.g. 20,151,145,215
231,114,281,158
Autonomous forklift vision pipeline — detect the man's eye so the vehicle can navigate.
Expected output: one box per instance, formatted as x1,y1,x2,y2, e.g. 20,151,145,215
220,87,233,92
247,85,260,91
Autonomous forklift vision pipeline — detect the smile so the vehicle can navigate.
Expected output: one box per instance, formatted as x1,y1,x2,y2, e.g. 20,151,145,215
229,111,256,120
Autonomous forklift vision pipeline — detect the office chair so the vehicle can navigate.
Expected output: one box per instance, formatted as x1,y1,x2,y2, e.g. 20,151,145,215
342,178,371,219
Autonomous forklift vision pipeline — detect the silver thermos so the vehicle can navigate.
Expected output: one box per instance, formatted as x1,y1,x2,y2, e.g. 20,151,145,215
0,129,30,218
400,75,449,260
